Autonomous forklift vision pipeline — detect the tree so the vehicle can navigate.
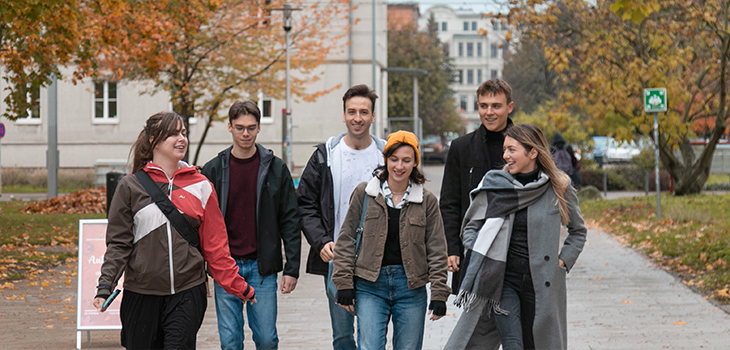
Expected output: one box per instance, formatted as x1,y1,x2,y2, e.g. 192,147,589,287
80,0,350,164
500,0,730,195
0,0,86,120
387,14,461,137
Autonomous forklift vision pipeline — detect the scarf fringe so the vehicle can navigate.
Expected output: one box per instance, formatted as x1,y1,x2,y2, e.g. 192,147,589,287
454,290,509,317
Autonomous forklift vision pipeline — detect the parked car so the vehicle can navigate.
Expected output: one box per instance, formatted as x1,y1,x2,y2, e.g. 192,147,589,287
421,134,448,163
588,136,644,164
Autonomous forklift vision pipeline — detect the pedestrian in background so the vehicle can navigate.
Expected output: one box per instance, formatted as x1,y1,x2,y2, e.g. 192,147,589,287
297,84,386,350
93,111,255,349
446,124,587,350
332,130,450,350
440,79,515,295
202,100,301,350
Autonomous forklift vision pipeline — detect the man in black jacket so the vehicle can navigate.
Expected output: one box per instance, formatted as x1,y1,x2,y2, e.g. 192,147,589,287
201,100,301,350
440,79,514,293
297,84,385,350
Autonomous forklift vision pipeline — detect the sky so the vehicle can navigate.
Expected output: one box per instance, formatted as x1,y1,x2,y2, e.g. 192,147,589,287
386,0,505,15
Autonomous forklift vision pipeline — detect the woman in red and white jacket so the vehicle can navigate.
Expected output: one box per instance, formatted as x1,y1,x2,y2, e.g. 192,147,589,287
93,111,255,349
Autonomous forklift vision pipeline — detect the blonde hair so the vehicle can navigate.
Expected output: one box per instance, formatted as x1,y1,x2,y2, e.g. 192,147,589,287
504,124,572,225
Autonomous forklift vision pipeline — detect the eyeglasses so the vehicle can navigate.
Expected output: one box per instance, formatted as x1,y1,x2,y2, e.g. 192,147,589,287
232,125,258,134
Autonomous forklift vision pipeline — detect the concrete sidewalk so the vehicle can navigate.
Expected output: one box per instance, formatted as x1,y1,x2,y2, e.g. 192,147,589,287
190,229,730,350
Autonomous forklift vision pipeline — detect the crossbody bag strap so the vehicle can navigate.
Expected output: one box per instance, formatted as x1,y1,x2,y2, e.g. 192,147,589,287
134,170,202,253
353,194,368,258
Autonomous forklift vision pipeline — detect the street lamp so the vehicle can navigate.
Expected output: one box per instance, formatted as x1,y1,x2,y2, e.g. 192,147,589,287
273,3,300,171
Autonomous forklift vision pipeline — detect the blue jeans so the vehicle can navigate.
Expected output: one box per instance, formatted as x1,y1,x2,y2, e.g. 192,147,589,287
355,265,427,350
494,270,536,350
324,275,358,350
214,259,278,350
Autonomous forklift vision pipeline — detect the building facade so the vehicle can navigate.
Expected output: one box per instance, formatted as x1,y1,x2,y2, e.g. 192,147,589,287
0,0,388,177
419,5,509,132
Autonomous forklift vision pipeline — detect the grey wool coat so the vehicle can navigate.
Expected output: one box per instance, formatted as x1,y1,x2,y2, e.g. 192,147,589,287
445,181,587,350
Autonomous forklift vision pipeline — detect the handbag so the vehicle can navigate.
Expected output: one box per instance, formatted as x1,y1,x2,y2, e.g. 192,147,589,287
134,170,202,253
326,194,368,311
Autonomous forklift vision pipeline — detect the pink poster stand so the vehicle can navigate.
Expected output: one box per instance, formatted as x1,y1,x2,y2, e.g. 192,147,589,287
76,219,124,349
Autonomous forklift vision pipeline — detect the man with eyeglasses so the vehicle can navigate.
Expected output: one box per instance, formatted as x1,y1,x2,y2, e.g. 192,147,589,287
202,100,301,350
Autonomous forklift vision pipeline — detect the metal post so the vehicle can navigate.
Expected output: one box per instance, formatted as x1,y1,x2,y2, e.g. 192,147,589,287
645,172,649,195
283,5,294,171
654,112,661,218
413,75,422,169
603,172,607,198
47,75,59,198
371,0,377,135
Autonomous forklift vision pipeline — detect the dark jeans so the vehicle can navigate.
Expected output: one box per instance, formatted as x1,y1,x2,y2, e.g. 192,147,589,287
494,270,536,350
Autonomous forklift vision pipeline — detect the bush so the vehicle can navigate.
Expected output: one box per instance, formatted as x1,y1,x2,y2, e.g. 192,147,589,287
1,167,94,192
579,167,670,191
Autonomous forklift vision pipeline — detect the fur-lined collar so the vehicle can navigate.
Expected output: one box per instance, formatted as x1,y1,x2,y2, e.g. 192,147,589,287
364,177,424,203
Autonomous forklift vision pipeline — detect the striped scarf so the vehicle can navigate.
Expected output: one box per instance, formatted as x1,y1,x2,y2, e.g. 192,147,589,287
454,170,550,315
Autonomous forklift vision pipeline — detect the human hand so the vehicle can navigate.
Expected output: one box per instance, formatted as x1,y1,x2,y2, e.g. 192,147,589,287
320,242,335,262
92,297,106,312
428,300,446,321
447,255,460,272
559,259,566,268
280,275,298,294
337,289,355,314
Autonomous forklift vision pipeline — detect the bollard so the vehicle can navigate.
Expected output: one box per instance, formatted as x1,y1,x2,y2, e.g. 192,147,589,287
106,172,126,217
603,172,608,198
645,172,650,195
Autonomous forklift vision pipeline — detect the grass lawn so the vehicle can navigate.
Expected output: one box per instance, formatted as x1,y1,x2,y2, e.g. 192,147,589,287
0,200,104,281
580,193,730,304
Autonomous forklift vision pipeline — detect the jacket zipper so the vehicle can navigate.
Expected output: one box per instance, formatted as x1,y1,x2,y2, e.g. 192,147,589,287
167,175,176,294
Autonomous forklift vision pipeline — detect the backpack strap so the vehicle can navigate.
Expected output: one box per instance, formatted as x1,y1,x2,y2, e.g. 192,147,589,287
354,195,368,258
134,170,202,253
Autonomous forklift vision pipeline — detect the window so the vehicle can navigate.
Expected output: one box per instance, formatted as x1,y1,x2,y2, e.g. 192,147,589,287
491,70,498,79
477,43,482,57
467,69,474,85
501,22,507,30
502,42,510,57
257,92,274,123
17,85,41,123
94,81,118,121
477,69,482,84
474,96,479,111
460,96,467,110
467,43,474,57
493,22,499,31
443,43,450,57
472,21,477,31
463,21,469,31
491,44,498,58
455,70,463,84
458,43,463,57
442,22,447,31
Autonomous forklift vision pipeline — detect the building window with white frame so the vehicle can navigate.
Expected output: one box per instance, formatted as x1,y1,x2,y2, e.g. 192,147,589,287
477,42,482,57
503,42,510,57
443,43,450,57
257,95,273,123
493,21,499,31
491,44,498,58
17,85,41,123
458,43,463,57
477,69,482,84
442,22,447,31
455,70,463,85
467,43,473,57
491,70,498,79
463,21,469,31
460,96,467,110
94,81,118,121
472,21,477,31
467,69,474,85
474,96,479,111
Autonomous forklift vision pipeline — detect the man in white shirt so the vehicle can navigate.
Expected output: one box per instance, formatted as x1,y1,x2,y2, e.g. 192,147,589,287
297,84,385,350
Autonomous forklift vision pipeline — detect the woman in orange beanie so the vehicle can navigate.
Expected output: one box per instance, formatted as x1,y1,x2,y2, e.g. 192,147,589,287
332,130,450,350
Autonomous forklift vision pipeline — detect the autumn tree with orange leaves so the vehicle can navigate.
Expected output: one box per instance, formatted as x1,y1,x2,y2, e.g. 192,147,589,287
0,0,88,120
498,0,730,195
78,0,350,164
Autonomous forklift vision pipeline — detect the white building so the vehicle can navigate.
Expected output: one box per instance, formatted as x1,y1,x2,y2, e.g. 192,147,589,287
419,5,510,132
0,0,388,177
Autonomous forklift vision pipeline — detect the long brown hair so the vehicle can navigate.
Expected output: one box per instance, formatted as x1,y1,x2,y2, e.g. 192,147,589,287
131,112,185,173
504,124,572,224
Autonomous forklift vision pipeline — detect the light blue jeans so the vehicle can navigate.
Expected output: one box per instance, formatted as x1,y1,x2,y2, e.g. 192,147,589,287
324,275,358,350
214,259,278,350
355,265,427,350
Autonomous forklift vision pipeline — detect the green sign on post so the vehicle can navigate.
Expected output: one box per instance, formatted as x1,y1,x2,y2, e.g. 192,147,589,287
644,88,667,112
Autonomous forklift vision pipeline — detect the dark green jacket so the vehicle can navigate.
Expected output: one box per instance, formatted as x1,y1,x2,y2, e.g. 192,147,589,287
201,144,301,278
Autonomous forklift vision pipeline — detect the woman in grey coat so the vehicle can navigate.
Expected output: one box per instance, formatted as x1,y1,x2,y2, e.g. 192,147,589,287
445,124,587,350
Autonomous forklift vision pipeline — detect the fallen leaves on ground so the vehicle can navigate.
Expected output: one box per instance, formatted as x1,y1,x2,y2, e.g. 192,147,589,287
21,187,106,214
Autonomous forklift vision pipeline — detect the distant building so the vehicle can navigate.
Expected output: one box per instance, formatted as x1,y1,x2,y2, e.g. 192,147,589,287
419,5,510,132
387,3,420,30
0,1,388,176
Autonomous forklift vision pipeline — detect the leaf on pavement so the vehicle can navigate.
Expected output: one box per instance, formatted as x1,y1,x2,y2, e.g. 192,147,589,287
673,321,686,325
